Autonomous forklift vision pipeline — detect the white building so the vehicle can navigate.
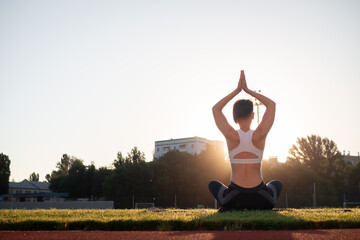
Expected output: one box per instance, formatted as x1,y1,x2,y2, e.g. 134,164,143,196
154,136,223,159
343,153,360,165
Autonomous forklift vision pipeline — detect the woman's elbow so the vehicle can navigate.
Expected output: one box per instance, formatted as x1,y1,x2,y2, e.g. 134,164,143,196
212,105,218,113
271,102,276,113
266,101,276,111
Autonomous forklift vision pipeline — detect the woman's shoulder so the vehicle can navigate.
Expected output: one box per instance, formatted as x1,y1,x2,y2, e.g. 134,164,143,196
226,129,240,150
252,128,266,150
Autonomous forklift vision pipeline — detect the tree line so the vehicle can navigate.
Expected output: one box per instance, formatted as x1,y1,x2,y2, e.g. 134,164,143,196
1,134,360,208
45,145,229,208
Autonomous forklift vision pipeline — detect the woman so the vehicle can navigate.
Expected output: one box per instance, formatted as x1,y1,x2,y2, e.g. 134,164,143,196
209,70,282,211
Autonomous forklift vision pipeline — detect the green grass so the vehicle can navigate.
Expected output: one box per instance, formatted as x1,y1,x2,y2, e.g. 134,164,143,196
1,208,360,231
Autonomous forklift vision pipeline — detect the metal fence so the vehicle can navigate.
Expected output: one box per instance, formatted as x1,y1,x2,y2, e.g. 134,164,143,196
0,201,114,209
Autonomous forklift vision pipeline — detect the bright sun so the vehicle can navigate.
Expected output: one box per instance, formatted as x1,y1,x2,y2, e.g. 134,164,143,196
188,98,301,164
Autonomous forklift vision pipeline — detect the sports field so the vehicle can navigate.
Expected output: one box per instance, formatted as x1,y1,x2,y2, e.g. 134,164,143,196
1,208,359,231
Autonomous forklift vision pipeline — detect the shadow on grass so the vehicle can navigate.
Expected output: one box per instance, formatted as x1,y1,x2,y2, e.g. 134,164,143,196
192,208,360,231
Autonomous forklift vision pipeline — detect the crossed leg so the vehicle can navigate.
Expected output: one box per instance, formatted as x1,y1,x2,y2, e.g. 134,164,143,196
208,180,283,211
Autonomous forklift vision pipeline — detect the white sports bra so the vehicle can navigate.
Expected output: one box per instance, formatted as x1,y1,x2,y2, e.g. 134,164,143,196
229,129,264,164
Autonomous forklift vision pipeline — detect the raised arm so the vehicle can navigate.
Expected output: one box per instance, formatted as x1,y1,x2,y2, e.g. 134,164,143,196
212,72,242,139
241,71,276,139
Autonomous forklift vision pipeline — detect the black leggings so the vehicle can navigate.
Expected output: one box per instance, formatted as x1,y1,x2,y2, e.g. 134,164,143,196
208,180,282,210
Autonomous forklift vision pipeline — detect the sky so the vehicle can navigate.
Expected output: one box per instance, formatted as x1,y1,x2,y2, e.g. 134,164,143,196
1,0,359,181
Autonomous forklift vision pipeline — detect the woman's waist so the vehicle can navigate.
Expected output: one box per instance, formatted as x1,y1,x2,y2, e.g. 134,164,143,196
231,176,263,188
231,164,262,187
231,163,261,171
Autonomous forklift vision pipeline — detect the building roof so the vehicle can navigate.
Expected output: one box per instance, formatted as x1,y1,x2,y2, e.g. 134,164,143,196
155,136,222,146
9,179,50,191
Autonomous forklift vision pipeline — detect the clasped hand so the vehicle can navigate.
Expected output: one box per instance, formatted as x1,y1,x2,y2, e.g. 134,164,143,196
237,70,249,92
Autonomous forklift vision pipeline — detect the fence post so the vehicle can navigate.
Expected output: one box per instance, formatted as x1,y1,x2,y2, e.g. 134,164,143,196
215,199,217,209
90,195,93,209
313,182,316,208
174,194,177,208
132,194,135,209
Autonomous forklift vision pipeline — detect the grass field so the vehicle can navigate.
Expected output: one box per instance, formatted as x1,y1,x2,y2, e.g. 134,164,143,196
1,208,360,231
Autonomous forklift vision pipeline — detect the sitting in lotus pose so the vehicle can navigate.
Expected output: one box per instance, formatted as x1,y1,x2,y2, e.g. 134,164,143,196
209,70,282,211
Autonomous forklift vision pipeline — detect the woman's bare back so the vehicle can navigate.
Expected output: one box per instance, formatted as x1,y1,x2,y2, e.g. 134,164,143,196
227,128,264,187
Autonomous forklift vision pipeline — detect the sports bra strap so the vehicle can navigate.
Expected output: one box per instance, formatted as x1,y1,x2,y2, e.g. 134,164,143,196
229,129,263,164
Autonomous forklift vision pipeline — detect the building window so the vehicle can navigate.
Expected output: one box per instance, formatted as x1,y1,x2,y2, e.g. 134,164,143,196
179,144,186,149
157,148,159,152
191,144,194,149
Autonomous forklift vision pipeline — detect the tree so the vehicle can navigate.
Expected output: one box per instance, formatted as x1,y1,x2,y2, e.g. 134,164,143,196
48,155,82,195
48,154,74,192
84,164,96,198
113,151,125,169
49,174,68,193
48,153,112,199
94,167,112,198
55,154,73,176
348,162,360,186
125,147,146,164
286,135,348,206
67,159,86,198
0,153,11,194
29,172,40,182
45,174,51,182
287,135,343,179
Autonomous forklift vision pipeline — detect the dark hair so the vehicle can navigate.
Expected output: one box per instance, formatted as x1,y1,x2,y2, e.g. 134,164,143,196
233,99,253,123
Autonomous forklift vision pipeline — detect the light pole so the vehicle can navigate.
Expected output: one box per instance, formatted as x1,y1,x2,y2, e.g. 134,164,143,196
252,90,263,125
